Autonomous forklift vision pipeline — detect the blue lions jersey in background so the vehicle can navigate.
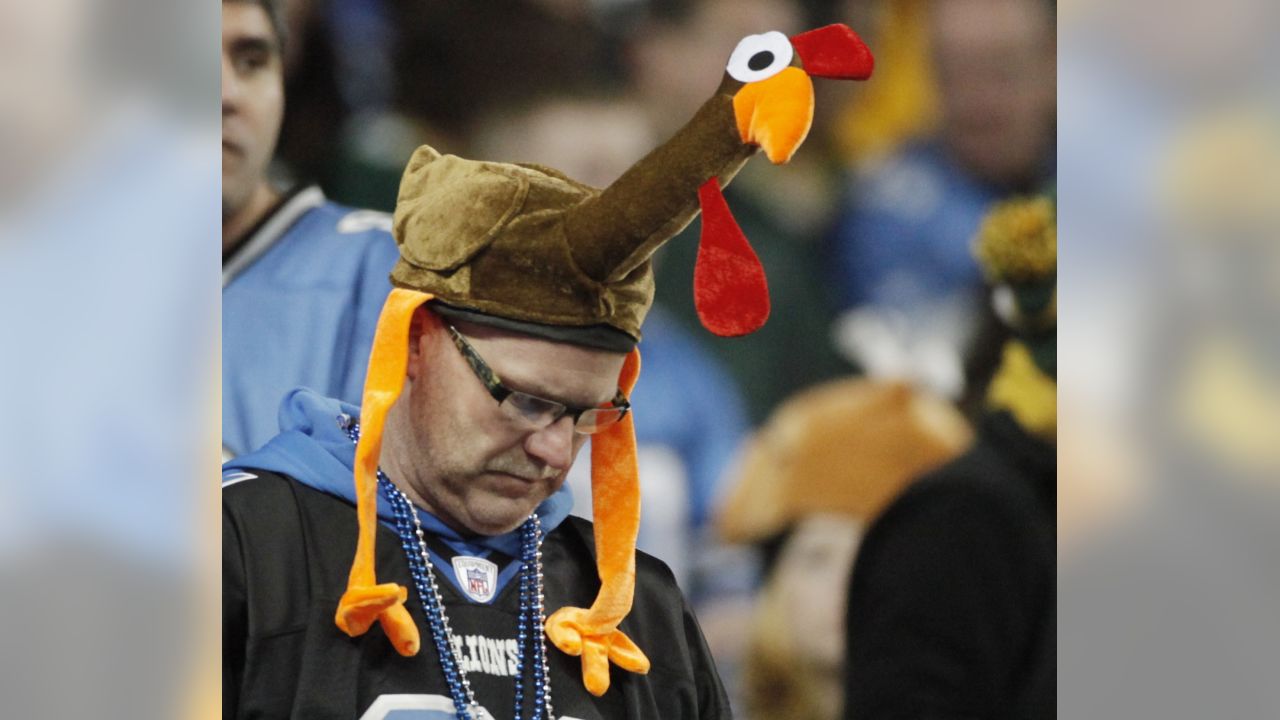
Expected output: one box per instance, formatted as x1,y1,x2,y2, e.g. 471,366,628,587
223,185,400,456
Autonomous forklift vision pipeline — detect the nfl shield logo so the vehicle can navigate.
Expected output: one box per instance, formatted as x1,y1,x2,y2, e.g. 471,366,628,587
451,555,499,603
466,568,487,595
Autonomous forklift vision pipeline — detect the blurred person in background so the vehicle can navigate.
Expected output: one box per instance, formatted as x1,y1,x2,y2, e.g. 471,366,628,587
275,0,624,212
389,1,615,161
826,0,1055,404
716,378,971,718
626,0,852,423
275,0,430,210
843,195,1056,719
222,0,400,457
395,0,613,145
474,93,751,592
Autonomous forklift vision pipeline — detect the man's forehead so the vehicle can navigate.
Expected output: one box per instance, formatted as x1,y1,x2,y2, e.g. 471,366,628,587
455,320,626,364
452,318,626,356
454,320,625,403
222,1,280,44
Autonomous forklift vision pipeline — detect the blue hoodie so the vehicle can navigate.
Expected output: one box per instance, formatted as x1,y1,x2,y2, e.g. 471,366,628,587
223,388,574,602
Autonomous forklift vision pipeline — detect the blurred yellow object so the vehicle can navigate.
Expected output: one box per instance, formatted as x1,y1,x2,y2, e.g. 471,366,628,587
988,341,1057,440
973,196,1057,283
833,0,940,163
717,378,971,543
1179,337,1280,473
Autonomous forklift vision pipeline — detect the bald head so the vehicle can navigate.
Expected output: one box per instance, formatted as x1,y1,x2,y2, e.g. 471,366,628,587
928,0,1056,187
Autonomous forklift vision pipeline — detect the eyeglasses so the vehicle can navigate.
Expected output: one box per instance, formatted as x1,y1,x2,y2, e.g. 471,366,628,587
446,324,630,435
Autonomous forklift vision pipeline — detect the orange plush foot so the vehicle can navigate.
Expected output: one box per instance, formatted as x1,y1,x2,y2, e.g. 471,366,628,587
546,606,651,696
335,583,421,656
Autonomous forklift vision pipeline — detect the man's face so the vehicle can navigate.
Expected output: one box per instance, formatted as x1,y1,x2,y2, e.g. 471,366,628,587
771,514,862,674
397,310,627,536
930,0,1055,187
222,2,283,218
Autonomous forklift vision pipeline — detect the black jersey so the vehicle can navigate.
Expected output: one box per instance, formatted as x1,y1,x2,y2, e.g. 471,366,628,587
224,472,731,719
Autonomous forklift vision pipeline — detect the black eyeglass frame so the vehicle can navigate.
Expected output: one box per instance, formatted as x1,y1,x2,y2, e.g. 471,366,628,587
445,324,630,434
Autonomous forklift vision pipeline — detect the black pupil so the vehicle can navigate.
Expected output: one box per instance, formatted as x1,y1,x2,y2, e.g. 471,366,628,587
747,50,775,72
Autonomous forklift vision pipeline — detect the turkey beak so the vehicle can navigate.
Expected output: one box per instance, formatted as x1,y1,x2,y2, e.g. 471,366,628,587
732,66,815,165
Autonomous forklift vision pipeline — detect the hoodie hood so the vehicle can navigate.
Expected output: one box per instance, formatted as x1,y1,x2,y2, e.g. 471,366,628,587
223,388,575,557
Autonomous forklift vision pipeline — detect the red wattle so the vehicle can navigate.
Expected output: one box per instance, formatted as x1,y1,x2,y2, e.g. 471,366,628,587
694,178,770,337
790,24,875,80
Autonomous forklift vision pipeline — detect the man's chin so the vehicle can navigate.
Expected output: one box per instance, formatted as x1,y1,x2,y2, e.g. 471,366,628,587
222,181,248,220
458,511,531,537
458,486,547,536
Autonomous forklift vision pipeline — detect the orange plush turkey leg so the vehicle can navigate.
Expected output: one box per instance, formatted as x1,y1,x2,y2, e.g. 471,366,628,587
334,287,435,656
545,349,649,695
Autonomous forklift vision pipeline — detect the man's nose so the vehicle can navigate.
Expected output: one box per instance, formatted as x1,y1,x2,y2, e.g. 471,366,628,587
523,415,576,472
221,55,239,114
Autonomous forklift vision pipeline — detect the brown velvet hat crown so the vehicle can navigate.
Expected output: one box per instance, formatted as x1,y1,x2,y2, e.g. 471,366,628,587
390,93,753,351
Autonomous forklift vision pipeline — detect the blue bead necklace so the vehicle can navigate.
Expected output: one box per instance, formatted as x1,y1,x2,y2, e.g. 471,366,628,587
346,420,555,720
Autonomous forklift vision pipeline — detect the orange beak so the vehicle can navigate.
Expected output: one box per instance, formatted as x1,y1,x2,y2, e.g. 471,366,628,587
732,66,815,165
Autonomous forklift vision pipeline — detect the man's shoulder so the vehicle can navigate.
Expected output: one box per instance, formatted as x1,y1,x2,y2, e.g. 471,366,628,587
221,469,361,587
303,199,394,241
222,468,353,522
900,424,1051,525
266,198,396,264
278,199,400,275
552,515,682,590
225,188,397,286
262,188,394,254
860,434,1055,579
884,452,1038,535
222,467,289,498
222,469,299,522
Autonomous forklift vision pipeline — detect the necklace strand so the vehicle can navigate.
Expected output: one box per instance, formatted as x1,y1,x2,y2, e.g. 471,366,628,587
346,419,555,720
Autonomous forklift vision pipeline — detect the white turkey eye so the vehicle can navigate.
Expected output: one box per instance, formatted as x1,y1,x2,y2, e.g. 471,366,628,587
725,30,794,84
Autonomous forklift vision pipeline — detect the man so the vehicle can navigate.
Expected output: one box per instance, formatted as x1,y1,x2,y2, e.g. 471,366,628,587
827,0,1056,400
842,196,1056,719
224,22,875,719
222,0,400,457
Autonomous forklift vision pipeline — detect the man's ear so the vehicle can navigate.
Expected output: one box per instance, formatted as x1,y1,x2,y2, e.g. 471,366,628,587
406,304,441,379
